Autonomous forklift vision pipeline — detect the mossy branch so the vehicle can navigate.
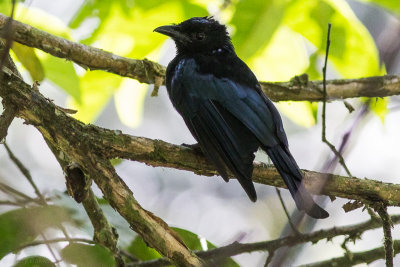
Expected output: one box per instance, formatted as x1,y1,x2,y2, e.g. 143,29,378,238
0,68,203,266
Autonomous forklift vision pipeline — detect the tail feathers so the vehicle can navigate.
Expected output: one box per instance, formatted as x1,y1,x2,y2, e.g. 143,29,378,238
294,184,329,219
232,161,257,202
266,146,329,219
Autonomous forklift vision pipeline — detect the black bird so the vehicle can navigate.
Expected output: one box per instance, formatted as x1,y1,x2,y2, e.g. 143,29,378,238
154,17,328,219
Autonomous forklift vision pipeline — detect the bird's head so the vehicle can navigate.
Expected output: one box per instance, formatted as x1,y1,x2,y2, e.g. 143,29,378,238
154,17,232,54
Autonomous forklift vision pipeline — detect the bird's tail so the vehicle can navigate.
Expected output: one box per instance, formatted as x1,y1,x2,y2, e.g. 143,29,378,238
265,145,329,219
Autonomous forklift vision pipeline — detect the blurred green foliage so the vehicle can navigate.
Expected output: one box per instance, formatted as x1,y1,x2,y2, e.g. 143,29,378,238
127,227,239,266
13,256,56,267
0,205,75,260
60,243,115,267
0,0,392,126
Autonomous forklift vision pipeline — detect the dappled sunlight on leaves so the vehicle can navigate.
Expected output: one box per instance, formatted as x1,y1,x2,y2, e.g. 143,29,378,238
284,0,384,78
114,79,148,128
67,71,121,123
277,101,317,128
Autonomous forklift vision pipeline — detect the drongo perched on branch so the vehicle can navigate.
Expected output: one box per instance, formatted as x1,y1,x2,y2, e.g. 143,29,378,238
154,17,328,219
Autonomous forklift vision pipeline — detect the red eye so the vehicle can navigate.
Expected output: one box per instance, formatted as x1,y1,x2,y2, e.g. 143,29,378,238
195,32,205,40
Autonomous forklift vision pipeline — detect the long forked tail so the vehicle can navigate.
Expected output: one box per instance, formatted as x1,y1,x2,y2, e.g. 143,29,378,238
265,145,329,219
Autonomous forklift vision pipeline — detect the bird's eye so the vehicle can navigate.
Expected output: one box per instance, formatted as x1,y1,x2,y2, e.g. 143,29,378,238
195,32,205,40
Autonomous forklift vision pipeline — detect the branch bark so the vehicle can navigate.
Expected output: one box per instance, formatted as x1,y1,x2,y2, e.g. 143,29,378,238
0,13,399,102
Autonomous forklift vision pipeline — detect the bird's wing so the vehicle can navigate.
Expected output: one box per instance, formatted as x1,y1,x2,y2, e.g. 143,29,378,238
169,58,261,201
171,58,286,149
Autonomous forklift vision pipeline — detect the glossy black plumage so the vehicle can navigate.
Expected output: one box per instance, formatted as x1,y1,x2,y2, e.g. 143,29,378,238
154,17,328,219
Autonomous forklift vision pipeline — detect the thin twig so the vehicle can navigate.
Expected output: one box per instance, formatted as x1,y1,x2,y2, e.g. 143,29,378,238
56,153,123,265
323,103,369,172
275,188,299,235
0,182,38,203
0,200,22,206
16,238,95,252
374,203,394,267
321,23,352,178
297,240,400,267
119,250,139,262
37,232,60,265
0,0,18,142
0,0,16,73
4,143,46,204
264,250,275,267
0,103,16,141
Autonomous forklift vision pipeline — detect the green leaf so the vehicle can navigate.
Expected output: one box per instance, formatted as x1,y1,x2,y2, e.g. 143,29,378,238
69,1,114,29
11,5,82,102
172,228,239,267
11,43,45,82
127,235,161,261
36,51,81,103
284,0,384,78
110,158,123,166
304,52,322,80
14,5,73,39
0,1,26,16
61,243,115,267
277,101,317,128
114,79,148,128
67,71,121,123
180,1,208,19
0,206,75,259
70,1,207,45
230,0,287,60
172,228,204,250
248,26,309,81
367,97,389,123
13,256,55,267
68,1,115,45
127,228,239,266
91,2,184,59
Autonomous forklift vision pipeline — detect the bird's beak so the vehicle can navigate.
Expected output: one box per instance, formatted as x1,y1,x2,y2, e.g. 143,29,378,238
154,25,192,44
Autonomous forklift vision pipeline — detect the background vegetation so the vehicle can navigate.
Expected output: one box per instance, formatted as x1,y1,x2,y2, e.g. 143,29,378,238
0,0,400,266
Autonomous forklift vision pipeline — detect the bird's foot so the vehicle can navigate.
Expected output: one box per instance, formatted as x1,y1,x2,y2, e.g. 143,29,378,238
181,143,203,154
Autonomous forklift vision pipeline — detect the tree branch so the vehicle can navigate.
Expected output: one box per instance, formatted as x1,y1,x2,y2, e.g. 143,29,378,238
0,102,16,140
298,240,400,267
62,161,123,266
1,70,400,208
4,142,46,204
129,215,400,266
374,203,394,267
0,71,203,266
0,13,398,102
